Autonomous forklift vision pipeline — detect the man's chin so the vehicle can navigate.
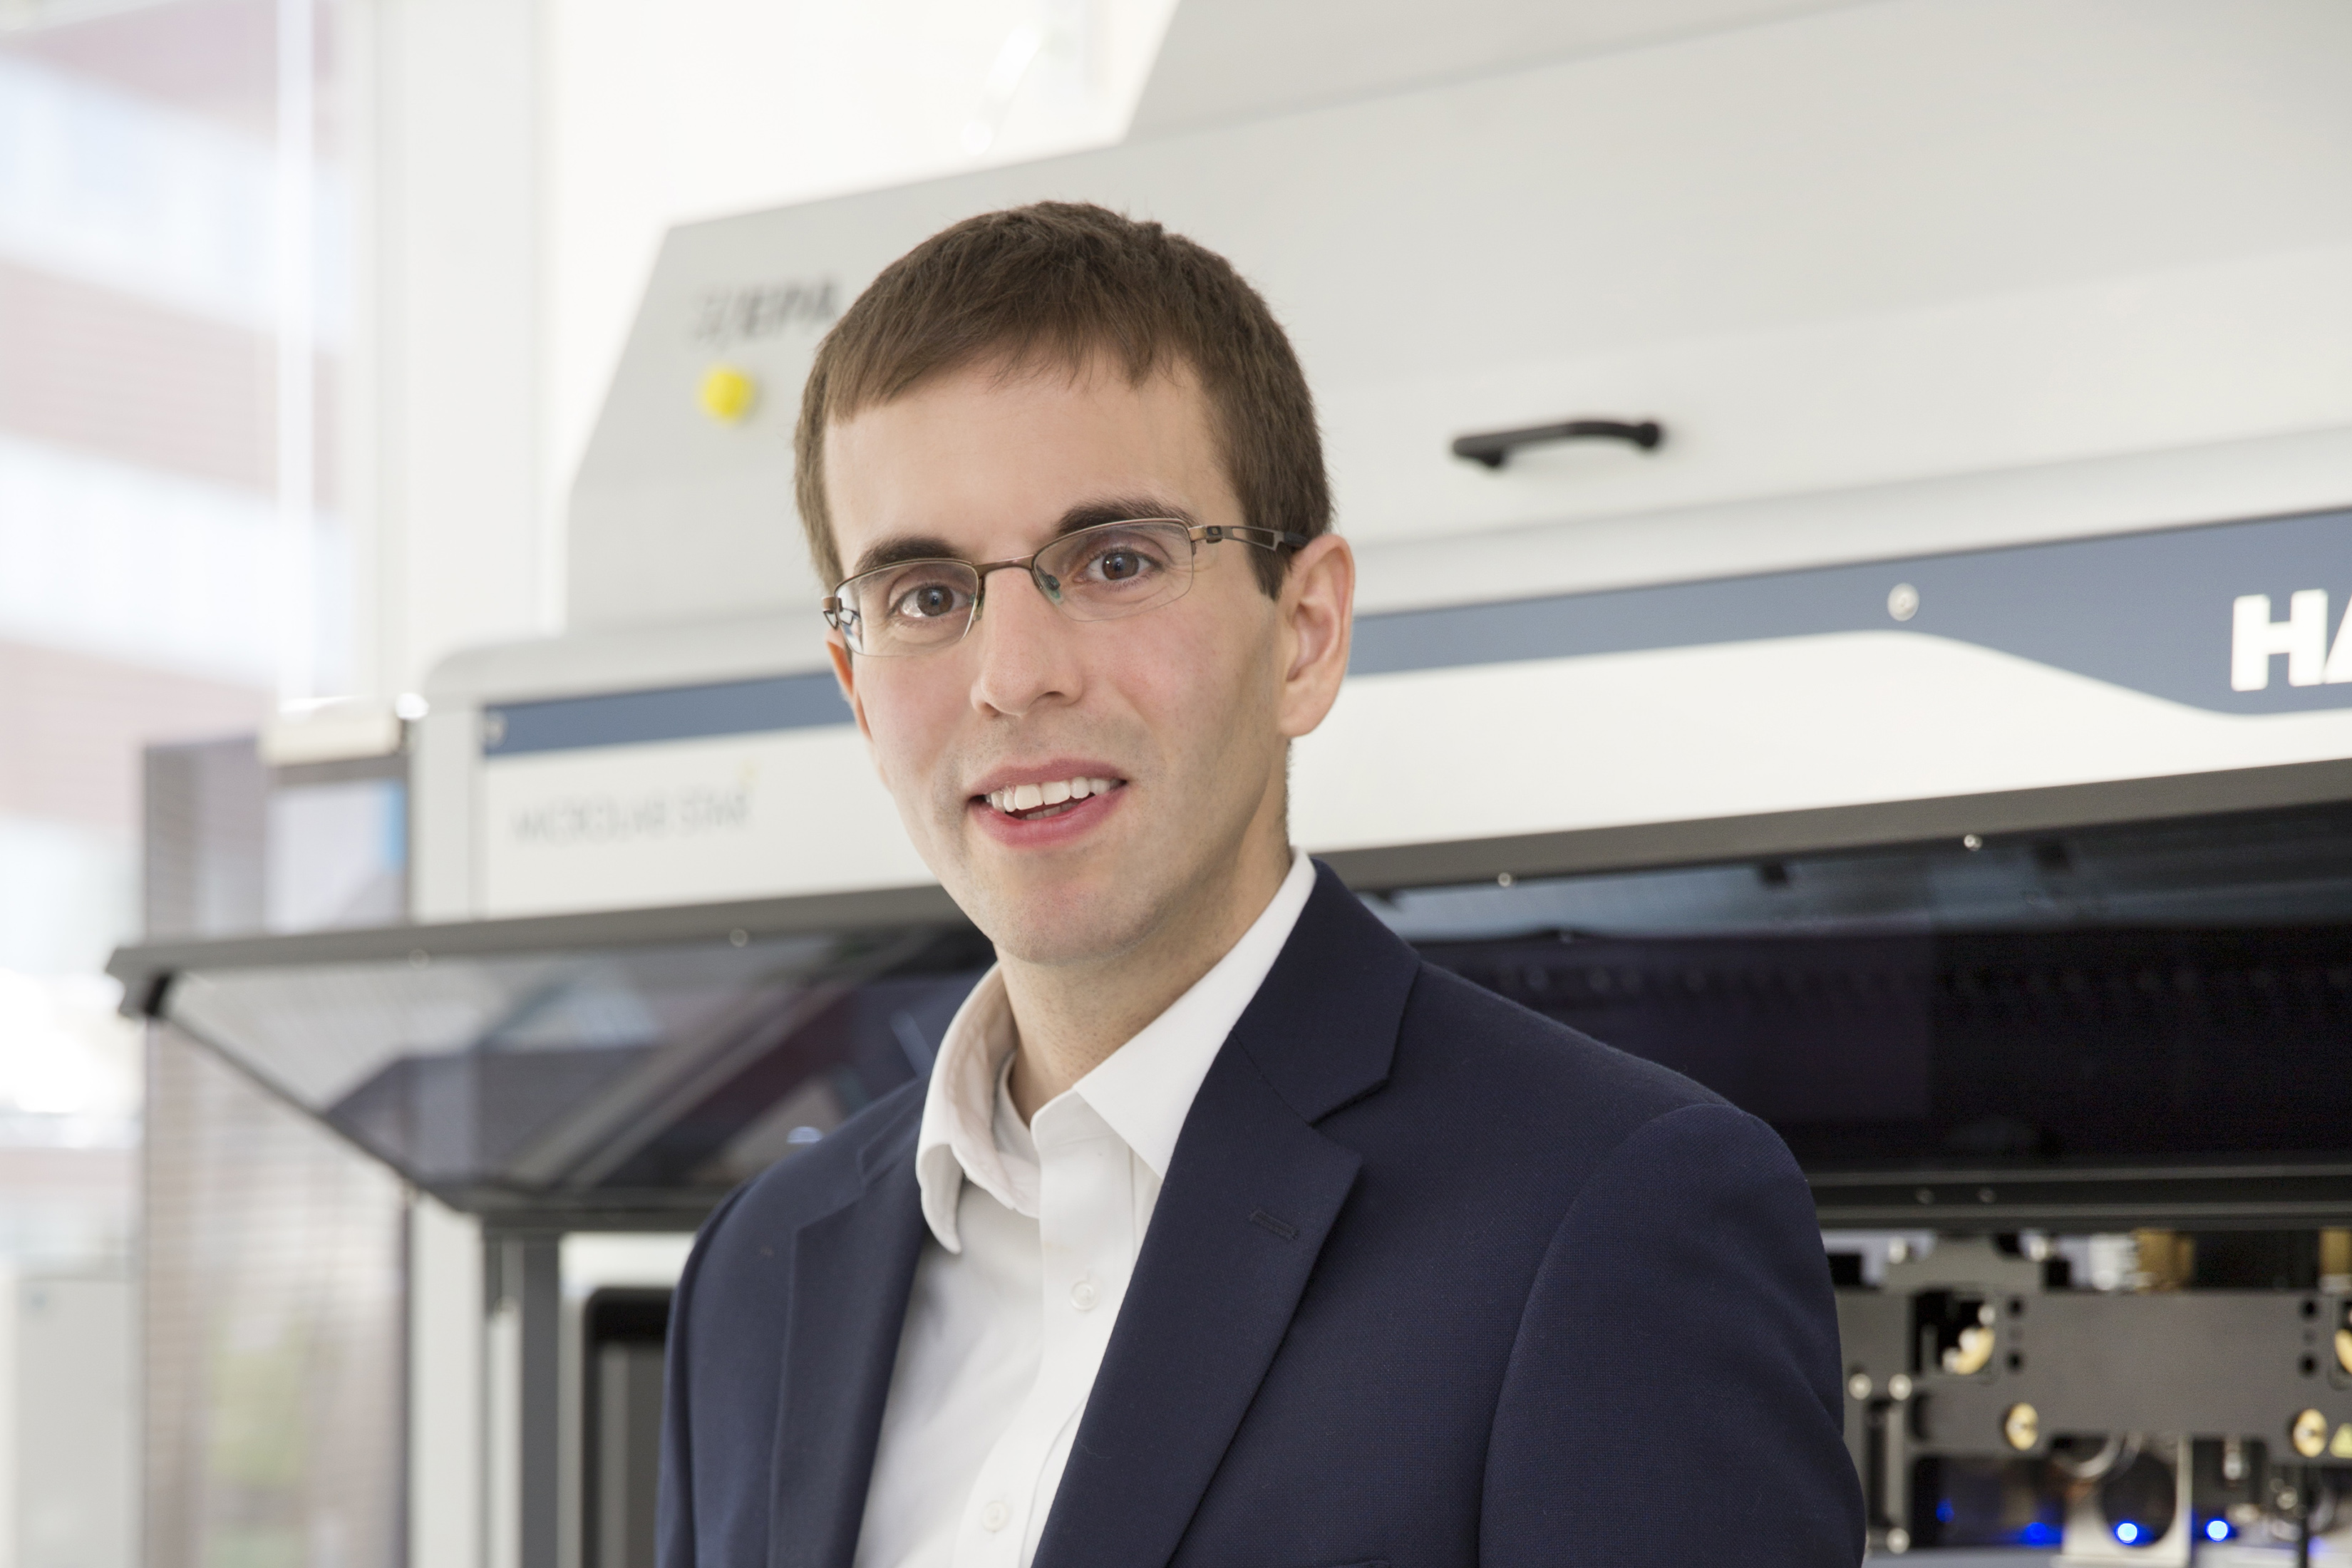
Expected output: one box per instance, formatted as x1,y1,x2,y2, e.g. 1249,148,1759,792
947,863,1153,969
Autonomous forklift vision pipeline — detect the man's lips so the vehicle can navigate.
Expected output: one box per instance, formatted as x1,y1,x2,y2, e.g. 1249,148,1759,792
967,763,1129,823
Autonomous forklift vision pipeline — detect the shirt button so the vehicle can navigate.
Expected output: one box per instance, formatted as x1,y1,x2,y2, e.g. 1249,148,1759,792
981,1500,1009,1532
1070,1277,1098,1311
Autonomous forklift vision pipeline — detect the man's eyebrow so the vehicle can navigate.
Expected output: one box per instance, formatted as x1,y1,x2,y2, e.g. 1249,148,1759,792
1052,498,1198,537
847,502,1200,578
847,535,959,578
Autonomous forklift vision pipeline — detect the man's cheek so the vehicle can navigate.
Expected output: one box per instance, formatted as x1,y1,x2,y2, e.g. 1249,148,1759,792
862,716,929,816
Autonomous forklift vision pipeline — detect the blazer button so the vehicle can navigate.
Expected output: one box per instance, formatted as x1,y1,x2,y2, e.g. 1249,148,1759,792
1070,1277,1099,1311
981,1500,1009,1532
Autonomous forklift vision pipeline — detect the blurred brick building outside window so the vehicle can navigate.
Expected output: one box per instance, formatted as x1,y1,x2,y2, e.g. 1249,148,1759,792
0,4,364,1564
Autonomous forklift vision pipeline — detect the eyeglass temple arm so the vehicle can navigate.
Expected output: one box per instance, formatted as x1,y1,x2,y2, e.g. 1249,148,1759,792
1196,525,1311,550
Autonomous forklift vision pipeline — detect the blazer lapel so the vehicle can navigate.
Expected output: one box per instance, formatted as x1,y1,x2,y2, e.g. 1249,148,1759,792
768,1105,928,1568
1033,862,1423,1568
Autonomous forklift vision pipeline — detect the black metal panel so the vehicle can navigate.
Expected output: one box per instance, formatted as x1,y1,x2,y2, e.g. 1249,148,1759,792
1396,793,2352,1220
1836,1280,2352,1556
1908,1293,2352,1457
582,1290,670,1568
1420,924,2352,1184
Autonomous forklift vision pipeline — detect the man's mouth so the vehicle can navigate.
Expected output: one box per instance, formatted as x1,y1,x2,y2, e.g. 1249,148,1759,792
979,775,1124,821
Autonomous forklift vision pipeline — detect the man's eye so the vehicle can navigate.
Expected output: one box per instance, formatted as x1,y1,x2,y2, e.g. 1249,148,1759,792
889,579,966,619
1082,540,1164,583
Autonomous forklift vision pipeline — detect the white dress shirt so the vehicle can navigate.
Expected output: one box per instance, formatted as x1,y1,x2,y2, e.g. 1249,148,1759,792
851,850,1318,1568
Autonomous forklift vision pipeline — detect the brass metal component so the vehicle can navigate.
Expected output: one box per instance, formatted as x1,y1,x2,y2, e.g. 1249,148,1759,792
2332,1423,2352,1461
2336,1327,2352,1378
2291,1408,2329,1459
2132,1229,2195,1291
2321,1229,2352,1285
1942,1324,1996,1376
2002,1403,2040,1452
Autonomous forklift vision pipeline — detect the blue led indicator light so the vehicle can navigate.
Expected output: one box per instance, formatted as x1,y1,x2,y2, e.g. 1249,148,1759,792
2207,1520,2232,1542
2115,1522,2141,1544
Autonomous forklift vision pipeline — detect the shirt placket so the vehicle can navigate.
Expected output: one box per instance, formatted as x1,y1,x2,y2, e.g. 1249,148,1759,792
951,1099,1133,1568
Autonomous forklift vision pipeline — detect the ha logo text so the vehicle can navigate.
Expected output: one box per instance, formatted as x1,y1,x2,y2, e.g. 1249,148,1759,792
2232,591,2352,691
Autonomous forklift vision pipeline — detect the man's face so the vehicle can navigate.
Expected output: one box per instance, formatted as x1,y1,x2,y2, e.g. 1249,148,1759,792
822,357,1340,969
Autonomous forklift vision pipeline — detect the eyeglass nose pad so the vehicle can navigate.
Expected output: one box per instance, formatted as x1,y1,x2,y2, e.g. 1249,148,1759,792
1035,569,1063,602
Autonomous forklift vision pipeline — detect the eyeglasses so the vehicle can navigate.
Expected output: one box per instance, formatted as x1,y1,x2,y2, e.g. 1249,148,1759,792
822,517,1308,659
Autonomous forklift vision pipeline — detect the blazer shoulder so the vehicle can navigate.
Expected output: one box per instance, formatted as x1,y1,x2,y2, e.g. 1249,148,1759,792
1393,957,1731,1143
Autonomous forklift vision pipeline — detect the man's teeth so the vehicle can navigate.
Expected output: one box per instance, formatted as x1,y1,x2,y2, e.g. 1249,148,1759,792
987,778,1118,814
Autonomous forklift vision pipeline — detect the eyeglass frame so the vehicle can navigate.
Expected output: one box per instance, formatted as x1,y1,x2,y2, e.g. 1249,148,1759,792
820,517,1311,657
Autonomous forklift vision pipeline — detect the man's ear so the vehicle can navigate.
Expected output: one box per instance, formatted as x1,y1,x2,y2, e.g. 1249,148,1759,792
826,634,873,741
1275,532,1354,741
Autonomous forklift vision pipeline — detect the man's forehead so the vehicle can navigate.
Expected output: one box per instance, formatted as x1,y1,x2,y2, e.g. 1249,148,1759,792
829,354,1208,458
822,357,1223,560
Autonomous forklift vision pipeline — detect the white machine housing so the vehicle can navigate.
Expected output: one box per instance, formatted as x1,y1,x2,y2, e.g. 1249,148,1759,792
415,0,2352,922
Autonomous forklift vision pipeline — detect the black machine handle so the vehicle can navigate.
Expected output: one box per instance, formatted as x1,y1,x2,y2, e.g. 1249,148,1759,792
1450,418,1664,470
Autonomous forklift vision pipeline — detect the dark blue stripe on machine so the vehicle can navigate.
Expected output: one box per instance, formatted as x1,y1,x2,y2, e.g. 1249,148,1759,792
1351,506,2352,717
480,507,2352,755
483,673,847,756
1351,563,1874,676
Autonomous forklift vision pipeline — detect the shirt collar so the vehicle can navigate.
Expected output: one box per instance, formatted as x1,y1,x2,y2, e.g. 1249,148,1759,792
913,967,1020,1252
913,849,1317,1252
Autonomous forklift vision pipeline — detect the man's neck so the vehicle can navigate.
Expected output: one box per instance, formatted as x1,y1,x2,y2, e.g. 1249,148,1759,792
999,837,1293,1122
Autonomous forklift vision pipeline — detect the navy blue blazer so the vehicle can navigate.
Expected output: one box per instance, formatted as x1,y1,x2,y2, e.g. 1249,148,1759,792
661,861,1864,1567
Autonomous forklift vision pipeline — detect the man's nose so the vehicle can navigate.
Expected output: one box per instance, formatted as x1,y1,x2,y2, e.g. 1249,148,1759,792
968,565,1083,717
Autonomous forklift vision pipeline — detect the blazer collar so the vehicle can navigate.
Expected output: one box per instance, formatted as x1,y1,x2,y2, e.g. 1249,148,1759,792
1227,857,1419,1121
1032,858,1423,1568
769,1094,929,1568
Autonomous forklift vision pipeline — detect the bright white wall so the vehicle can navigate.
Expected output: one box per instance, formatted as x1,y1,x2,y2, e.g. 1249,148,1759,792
359,0,550,697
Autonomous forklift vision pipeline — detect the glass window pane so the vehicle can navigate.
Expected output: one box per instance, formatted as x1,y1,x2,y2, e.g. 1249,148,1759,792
158,926,988,1195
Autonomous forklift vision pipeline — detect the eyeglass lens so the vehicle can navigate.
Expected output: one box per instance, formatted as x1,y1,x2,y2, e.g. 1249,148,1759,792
837,520,1199,657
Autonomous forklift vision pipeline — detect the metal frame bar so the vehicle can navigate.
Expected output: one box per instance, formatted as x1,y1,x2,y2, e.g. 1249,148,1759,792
1815,1169,2352,1230
1319,755,2352,892
109,755,2352,1003
107,882,967,1001
488,1232,563,1568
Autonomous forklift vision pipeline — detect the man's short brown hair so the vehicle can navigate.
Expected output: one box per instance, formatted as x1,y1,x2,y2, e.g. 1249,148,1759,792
794,201,1330,597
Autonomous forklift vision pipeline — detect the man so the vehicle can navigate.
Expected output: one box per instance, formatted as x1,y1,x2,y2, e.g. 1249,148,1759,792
660,202,1862,1568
